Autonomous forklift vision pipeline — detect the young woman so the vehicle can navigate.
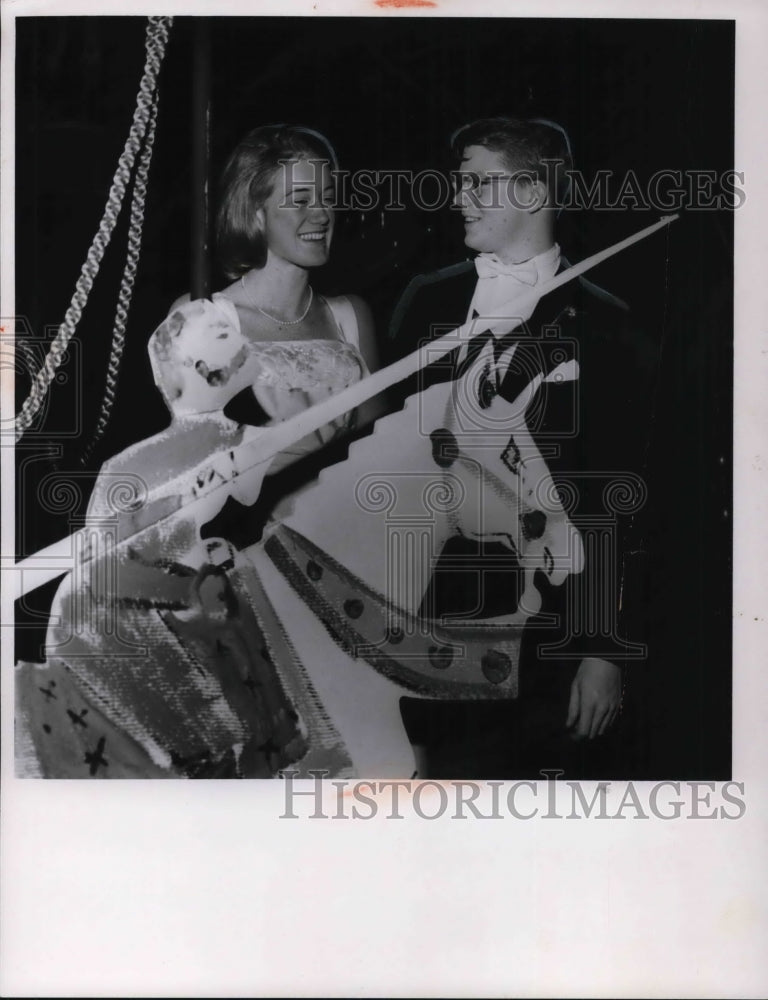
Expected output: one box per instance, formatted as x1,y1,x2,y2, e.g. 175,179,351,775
154,124,380,487
16,126,381,779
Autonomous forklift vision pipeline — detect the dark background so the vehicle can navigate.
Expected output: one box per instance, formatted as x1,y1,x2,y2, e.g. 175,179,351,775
14,16,733,778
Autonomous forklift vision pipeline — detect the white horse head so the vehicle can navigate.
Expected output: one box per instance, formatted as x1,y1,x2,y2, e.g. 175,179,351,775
277,332,584,623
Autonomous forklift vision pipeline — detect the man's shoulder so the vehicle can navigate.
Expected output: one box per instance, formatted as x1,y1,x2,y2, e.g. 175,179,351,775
565,271,658,374
575,274,630,314
406,258,476,287
556,255,630,316
389,260,476,344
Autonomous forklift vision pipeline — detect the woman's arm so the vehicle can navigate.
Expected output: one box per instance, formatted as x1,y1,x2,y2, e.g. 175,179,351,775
347,294,388,429
348,294,379,371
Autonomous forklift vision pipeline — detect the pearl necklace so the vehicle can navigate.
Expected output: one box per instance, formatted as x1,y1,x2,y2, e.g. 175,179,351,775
240,275,314,326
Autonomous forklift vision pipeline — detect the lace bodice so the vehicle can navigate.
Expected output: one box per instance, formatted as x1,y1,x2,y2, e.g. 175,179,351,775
148,293,367,459
150,294,364,409
219,336,363,392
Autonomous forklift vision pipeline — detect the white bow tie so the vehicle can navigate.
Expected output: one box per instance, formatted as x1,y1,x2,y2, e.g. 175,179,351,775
474,253,539,285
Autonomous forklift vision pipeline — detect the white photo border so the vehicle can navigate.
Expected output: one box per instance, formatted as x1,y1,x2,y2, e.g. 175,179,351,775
1,1,766,997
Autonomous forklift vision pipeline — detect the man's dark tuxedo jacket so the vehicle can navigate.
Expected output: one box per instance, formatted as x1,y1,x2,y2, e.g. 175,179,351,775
387,258,660,776
388,257,659,675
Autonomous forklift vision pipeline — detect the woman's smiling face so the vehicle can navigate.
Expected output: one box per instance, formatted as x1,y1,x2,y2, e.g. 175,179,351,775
259,157,335,269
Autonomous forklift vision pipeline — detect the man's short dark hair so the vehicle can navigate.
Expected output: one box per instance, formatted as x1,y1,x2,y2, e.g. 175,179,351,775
451,117,573,205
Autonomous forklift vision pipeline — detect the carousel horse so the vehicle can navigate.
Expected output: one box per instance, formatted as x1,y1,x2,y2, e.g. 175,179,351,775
14,218,675,779
15,315,579,778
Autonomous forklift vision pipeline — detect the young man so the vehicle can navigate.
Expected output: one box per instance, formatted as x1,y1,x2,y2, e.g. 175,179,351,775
390,117,657,778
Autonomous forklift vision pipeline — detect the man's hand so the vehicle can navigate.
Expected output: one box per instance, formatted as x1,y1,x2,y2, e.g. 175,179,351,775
566,657,622,740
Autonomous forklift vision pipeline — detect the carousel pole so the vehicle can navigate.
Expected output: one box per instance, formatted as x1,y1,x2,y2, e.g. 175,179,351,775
190,17,211,300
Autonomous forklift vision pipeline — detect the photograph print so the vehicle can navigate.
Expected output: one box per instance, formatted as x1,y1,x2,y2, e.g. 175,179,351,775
10,14,734,782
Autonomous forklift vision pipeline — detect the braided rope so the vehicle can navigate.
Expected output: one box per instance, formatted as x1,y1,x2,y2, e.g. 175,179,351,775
79,84,161,463
14,16,173,443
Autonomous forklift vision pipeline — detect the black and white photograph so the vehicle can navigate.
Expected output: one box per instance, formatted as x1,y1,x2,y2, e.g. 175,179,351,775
1,1,766,996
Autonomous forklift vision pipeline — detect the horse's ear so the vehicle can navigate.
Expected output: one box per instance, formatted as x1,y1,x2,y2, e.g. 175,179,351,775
223,386,270,426
494,342,518,385
543,359,580,385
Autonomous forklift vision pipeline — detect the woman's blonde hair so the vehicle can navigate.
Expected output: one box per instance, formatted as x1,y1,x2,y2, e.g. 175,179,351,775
216,124,338,280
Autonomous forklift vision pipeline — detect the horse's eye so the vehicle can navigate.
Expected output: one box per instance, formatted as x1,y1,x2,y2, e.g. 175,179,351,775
477,368,496,409
429,428,460,468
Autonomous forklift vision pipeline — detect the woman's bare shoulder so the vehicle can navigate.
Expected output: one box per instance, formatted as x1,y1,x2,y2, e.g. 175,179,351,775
168,291,191,312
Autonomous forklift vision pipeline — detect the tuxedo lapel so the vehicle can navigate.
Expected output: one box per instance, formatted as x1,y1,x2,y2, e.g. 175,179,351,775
492,265,578,358
438,266,478,333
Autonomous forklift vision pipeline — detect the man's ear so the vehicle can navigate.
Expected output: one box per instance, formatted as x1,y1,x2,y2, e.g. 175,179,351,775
510,173,548,213
525,177,550,214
